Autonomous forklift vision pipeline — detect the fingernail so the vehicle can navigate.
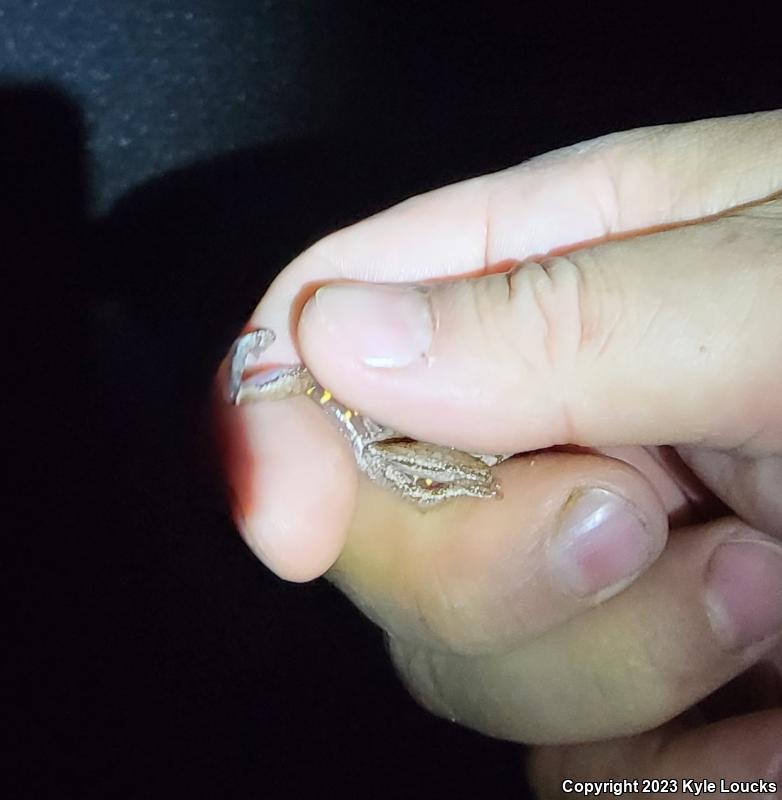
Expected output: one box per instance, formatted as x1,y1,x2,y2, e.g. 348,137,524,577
312,283,433,368
548,488,657,598
705,538,782,651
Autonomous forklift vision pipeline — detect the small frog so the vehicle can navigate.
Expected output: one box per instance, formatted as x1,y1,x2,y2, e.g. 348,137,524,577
228,328,507,507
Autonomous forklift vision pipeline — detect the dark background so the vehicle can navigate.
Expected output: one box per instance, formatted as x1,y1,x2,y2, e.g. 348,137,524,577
5,2,781,797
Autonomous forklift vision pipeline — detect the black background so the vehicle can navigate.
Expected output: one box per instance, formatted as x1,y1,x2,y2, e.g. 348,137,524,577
5,2,781,797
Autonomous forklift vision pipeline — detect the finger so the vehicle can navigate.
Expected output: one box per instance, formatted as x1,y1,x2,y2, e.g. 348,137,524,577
677,445,782,537
387,519,782,743
224,112,782,578
528,710,782,799
214,365,356,581
297,195,782,457
256,111,782,366
330,451,669,654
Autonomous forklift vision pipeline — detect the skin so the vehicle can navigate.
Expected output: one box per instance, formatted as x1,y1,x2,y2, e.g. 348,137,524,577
217,112,782,793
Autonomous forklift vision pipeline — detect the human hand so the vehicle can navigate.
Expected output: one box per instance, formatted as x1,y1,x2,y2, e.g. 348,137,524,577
217,112,782,784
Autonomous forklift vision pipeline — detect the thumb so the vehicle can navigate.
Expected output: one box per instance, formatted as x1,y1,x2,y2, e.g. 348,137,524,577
297,196,782,456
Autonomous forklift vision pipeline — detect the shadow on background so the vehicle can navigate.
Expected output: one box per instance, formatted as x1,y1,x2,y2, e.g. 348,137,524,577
7,83,525,797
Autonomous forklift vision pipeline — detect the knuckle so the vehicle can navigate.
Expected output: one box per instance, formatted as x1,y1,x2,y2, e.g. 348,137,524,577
418,581,458,646
386,635,456,721
411,567,479,654
499,253,613,440
503,254,596,373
